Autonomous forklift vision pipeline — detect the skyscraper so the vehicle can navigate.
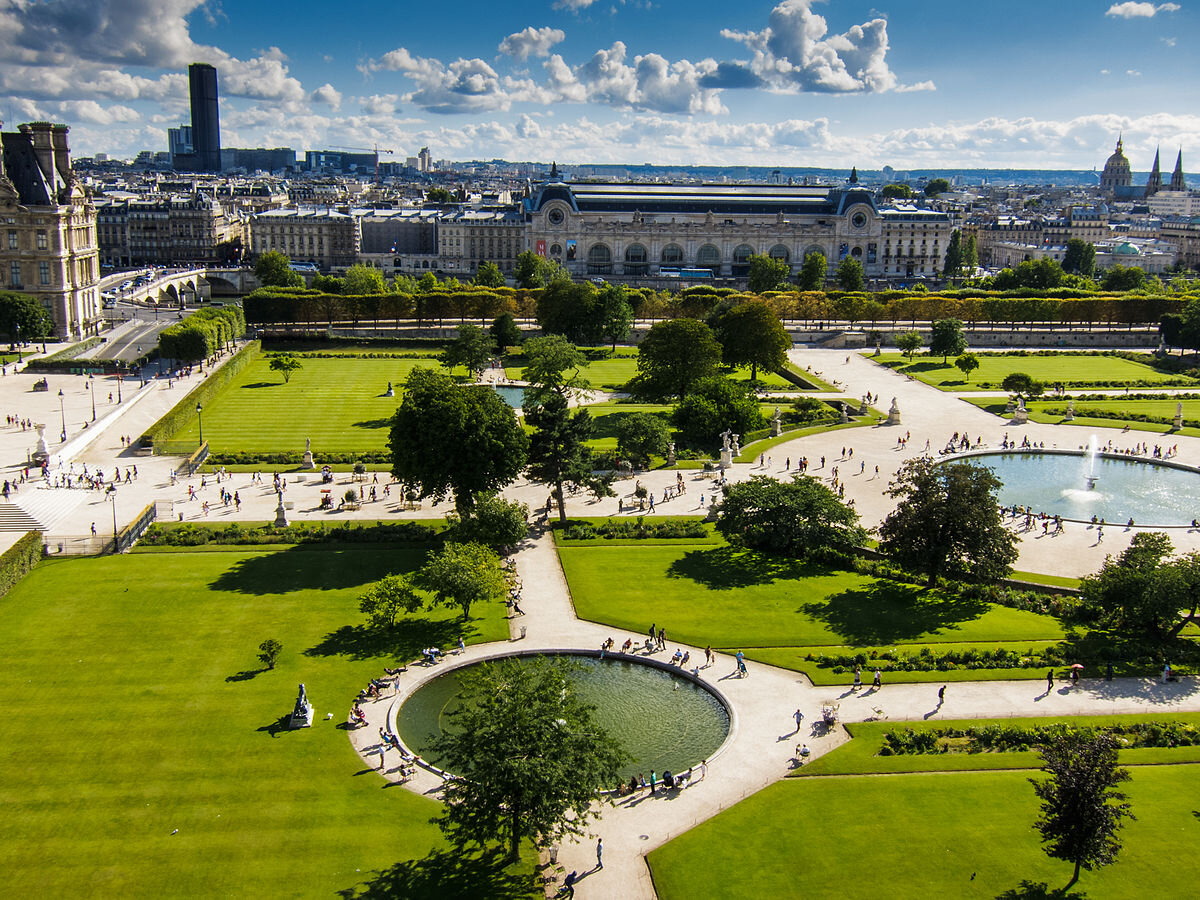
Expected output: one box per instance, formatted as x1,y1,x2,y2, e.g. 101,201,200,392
188,63,221,172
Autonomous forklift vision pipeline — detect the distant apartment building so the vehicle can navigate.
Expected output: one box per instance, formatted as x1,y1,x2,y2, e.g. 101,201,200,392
0,122,101,338
95,193,244,266
357,209,440,273
437,208,525,275
1159,217,1200,270
250,208,360,268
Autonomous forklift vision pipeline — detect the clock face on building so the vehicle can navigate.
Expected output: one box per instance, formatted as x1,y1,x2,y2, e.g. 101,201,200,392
548,208,565,226
851,212,867,229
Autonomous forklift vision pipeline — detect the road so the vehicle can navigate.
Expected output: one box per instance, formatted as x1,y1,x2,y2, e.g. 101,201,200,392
88,300,186,362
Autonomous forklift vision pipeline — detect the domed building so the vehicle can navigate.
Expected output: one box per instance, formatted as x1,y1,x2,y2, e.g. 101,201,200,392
1100,136,1132,195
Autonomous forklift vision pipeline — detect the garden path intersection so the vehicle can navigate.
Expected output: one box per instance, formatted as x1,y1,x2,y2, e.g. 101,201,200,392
4,347,1200,897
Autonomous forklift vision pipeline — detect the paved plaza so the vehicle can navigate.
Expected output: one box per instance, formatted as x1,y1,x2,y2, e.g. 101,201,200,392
3,345,1200,897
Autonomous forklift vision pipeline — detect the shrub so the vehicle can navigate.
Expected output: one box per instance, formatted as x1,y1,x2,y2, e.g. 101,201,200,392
0,531,43,599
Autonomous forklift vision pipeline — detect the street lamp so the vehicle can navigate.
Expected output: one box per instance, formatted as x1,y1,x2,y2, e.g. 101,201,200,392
88,375,96,421
196,402,204,446
116,374,122,403
107,489,118,553
58,389,66,442
14,322,21,363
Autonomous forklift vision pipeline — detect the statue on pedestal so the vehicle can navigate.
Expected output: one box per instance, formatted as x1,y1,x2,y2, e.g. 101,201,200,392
667,442,676,465
289,683,313,729
385,381,394,397
302,436,315,470
771,407,782,437
31,423,49,465
1174,401,1184,430
274,488,289,527
887,397,901,426
1013,397,1029,424
1065,399,1075,421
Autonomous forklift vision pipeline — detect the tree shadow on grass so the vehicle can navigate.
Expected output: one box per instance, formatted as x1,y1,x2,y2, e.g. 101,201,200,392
337,847,538,900
667,546,833,590
801,581,989,644
995,880,1090,900
353,418,392,430
209,545,419,595
225,666,268,682
305,617,474,662
239,382,281,389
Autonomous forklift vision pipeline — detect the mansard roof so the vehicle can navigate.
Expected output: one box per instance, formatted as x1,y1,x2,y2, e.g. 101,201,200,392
524,181,880,217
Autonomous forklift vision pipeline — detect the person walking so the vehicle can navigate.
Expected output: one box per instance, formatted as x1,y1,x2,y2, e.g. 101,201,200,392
596,837,603,870
937,685,946,704
872,669,881,689
649,771,656,794
852,668,861,691
704,645,713,667
1046,669,1054,692
793,709,804,733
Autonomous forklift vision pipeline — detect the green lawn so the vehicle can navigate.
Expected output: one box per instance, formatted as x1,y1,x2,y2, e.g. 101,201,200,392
649,765,1200,899
874,352,1188,391
798,713,1200,776
170,353,446,454
506,347,796,392
0,546,524,898
558,543,1064,652
965,398,1200,437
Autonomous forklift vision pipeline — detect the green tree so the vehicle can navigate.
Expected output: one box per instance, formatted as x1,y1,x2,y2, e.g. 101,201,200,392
615,412,672,469
440,324,495,379
267,353,302,384
712,299,790,381
0,291,54,344
490,312,523,350
1080,532,1200,640
671,376,765,449
835,257,865,292
357,574,424,629
474,261,506,288
343,264,387,295
880,183,915,199
1101,264,1146,292
514,250,568,289
716,475,867,556
929,318,968,363
993,258,1065,290
895,330,924,359
389,369,529,516
1030,732,1134,891
447,493,530,549
254,250,303,287
426,186,454,203
924,177,950,197
312,273,345,294
943,230,963,277
1062,239,1097,277
432,656,626,860
878,457,1019,586
634,318,722,401
535,281,605,344
1001,372,1044,399
520,335,589,403
954,352,980,382
256,638,282,670
525,392,607,523
747,253,790,293
599,283,634,350
795,251,828,291
418,541,507,620
962,234,979,273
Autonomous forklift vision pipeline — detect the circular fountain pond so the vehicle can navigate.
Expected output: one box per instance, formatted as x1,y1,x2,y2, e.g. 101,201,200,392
965,451,1200,526
395,653,731,779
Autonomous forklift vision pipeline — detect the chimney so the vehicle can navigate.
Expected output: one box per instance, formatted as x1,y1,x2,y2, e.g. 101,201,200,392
51,124,71,182
20,122,56,185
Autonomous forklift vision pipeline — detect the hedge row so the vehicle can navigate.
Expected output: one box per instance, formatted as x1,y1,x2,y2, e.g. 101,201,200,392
0,531,43,599
557,519,709,540
139,520,440,547
158,306,246,363
24,337,103,371
881,721,1200,756
140,340,260,450
204,450,393,466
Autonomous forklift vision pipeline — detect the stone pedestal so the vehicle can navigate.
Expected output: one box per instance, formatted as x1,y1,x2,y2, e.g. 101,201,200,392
720,448,733,467
301,450,315,469
1004,398,1015,415
667,442,676,465
274,491,289,527
1064,399,1075,422
840,403,850,424
1013,404,1029,425
31,424,49,466
1174,402,1184,430
887,398,901,426
771,418,782,437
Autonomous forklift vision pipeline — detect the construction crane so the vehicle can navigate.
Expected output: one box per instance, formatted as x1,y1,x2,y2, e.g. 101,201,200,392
329,144,395,183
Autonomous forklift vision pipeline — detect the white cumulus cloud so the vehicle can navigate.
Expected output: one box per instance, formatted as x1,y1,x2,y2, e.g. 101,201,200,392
498,26,566,60
1105,2,1181,18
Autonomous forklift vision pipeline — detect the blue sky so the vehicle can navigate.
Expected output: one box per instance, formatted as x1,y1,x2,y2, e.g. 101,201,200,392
1,0,1196,169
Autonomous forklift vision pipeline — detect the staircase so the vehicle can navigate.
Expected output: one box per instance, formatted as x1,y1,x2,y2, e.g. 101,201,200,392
0,488,87,532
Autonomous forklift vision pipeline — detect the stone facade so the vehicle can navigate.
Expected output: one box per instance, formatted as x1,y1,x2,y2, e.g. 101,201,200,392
95,194,244,266
436,208,525,275
522,182,950,282
0,122,101,339
250,208,360,268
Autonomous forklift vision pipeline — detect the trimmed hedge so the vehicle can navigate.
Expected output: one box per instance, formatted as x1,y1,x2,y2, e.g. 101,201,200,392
881,721,1200,756
139,520,440,547
139,340,261,451
205,450,392,466
0,531,43,599
24,337,103,371
557,518,708,541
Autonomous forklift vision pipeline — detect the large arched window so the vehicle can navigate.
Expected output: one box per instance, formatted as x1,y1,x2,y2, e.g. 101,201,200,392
587,243,613,275
769,244,791,264
731,243,755,277
661,244,684,266
696,244,722,273
624,243,648,276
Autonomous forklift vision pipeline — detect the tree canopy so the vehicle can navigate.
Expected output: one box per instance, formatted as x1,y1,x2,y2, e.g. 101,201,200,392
357,574,424,629
894,330,923,359
747,253,790,293
1062,239,1097,277
878,457,1019,586
954,352,980,382
514,250,569,289
880,183,915,199
267,353,302,384
795,251,827,291
924,177,951,196
711,299,790,381
835,256,865,292
929,318,968,363
343,264,386,295
615,412,672,468
599,283,635,350
490,312,523,350
432,656,626,860
447,492,530,549
389,369,528,516
0,291,54,343
520,335,589,402
254,250,303,288
418,541,508,620
1030,732,1133,890
671,376,764,449
525,391,609,522
716,475,867,557
474,261,506,288
634,318,722,401
439,324,495,378
1080,531,1200,641
1001,372,1044,399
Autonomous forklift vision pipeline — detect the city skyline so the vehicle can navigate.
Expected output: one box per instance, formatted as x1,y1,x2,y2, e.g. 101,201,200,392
1,0,1197,170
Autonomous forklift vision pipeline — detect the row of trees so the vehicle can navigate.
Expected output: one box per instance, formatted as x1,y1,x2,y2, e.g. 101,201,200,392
157,305,245,362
